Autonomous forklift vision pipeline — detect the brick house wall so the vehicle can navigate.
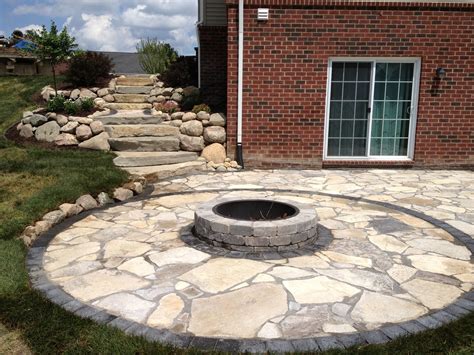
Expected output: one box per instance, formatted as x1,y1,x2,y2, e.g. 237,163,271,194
225,1,474,169
198,25,228,112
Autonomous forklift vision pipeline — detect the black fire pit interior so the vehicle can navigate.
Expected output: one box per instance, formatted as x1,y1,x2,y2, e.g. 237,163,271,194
213,200,298,221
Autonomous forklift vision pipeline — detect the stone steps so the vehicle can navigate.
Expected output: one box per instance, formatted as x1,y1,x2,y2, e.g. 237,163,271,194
103,103,153,110
113,94,149,103
92,110,163,125
109,137,180,152
115,86,153,95
116,77,154,86
113,151,199,167
123,161,206,182
104,124,179,138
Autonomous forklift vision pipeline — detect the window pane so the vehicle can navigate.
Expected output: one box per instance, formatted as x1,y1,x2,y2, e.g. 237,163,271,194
374,83,385,100
342,102,355,119
387,63,400,81
341,120,354,137
384,102,398,119
396,120,410,138
371,119,383,137
353,139,367,155
386,83,399,100
381,138,395,155
399,83,412,101
372,101,384,119
394,138,408,156
358,63,371,81
354,120,367,137
332,62,344,81
343,83,356,100
327,139,340,156
330,101,342,119
328,120,341,137
331,83,342,100
398,102,410,119
370,138,382,155
383,119,396,137
340,139,353,156
400,63,414,81
344,63,357,81
355,102,368,119
357,82,370,100
375,63,386,81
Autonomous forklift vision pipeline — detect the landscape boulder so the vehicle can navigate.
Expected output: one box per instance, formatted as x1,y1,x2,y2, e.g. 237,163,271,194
54,133,78,146
59,203,83,217
78,132,110,151
35,121,60,142
182,112,197,122
90,121,104,135
180,120,203,137
42,210,66,225
209,113,226,127
19,124,34,138
203,126,226,144
113,188,133,201
76,194,98,210
76,125,93,141
97,192,114,206
179,134,205,152
201,143,226,164
29,114,48,127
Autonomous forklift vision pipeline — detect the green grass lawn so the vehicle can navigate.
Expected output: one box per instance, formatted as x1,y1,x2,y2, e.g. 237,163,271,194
0,76,472,354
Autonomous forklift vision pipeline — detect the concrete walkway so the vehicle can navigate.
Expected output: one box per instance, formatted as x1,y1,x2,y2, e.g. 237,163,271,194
36,169,473,350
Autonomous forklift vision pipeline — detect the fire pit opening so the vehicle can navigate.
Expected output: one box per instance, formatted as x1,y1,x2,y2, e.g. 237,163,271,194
214,200,298,221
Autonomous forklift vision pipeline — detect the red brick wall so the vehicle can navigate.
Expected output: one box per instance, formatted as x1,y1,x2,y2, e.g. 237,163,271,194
226,3,474,169
198,25,228,112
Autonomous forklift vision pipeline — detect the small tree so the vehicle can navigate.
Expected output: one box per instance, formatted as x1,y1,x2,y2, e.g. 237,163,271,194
27,22,77,94
136,39,178,74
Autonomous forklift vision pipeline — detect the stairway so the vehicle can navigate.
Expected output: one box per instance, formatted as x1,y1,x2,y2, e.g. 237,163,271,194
93,75,206,181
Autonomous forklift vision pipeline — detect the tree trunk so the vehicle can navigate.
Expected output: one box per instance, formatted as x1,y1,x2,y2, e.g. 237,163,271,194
51,64,58,95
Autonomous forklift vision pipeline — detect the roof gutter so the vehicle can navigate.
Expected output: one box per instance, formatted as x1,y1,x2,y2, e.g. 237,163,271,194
236,0,244,167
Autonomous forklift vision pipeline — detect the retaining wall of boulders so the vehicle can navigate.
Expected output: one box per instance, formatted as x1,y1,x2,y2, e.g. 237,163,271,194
19,176,148,247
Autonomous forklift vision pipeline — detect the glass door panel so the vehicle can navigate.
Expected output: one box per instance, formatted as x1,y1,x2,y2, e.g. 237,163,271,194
370,62,414,156
327,62,371,157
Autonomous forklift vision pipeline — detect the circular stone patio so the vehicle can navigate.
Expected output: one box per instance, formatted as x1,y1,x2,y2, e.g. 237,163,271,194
28,170,474,352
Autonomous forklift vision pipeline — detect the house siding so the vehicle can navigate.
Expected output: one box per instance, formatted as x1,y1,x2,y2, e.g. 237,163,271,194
226,2,474,168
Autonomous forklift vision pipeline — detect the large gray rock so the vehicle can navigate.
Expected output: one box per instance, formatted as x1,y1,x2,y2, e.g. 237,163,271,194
179,120,203,137
35,121,60,142
29,114,48,127
42,210,66,225
55,114,68,126
179,134,205,152
196,111,210,121
19,124,34,138
60,121,79,133
90,121,104,135
209,113,226,127
201,143,226,164
76,125,93,141
70,89,81,100
97,88,110,97
78,132,111,151
171,112,184,120
80,88,97,99
97,192,114,206
113,188,133,202
76,194,99,210
59,203,83,217
171,92,183,102
203,126,226,144
54,133,79,146
23,111,33,119
182,112,197,122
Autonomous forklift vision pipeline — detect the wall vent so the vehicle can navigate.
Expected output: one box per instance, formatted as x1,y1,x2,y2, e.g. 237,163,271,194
257,8,269,21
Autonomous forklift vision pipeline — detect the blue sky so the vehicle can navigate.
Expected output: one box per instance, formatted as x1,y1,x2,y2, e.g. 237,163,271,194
0,0,198,55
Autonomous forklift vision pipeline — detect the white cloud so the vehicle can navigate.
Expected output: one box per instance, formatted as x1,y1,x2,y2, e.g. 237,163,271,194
13,0,117,17
16,24,43,34
122,5,190,29
72,13,138,52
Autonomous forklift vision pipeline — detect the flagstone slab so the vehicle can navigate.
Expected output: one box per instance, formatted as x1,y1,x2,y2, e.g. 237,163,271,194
179,258,271,293
320,251,372,268
351,291,427,324
104,240,152,259
387,264,417,284
402,279,463,309
62,269,150,302
147,293,184,327
286,255,330,269
148,247,210,267
268,266,314,279
44,242,100,271
318,269,395,293
283,276,360,304
368,234,408,253
406,239,470,260
117,257,155,277
408,255,473,276
188,283,287,337
95,292,155,323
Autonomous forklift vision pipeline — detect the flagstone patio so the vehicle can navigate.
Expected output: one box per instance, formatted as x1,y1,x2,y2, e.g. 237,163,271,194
29,169,474,352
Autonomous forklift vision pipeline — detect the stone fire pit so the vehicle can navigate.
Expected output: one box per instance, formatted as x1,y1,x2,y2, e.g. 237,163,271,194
194,198,318,252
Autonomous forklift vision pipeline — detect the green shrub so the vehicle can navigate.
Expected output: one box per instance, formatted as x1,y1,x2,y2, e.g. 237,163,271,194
64,99,80,115
192,104,211,114
47,95,66,112
66,51,113,87
136,39,178,74
81,97,94,111
161,56,197,88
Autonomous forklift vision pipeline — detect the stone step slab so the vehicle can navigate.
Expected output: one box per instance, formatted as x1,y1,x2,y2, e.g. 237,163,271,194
109,137,180,152
123,161,206,182
116,77,154,86
113,151,199,167
115,86,153,94
92,110,163,125
113,94,149,103
105,124,179,138
103,103,152,110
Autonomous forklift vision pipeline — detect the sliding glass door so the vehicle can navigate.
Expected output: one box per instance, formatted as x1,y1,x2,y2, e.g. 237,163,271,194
325,59,419,159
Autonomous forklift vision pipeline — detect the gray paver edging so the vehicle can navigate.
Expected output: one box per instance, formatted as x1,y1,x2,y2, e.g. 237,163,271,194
27,187,474,353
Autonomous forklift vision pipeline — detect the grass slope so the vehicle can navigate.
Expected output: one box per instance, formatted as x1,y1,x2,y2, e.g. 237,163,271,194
0,76,472,354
